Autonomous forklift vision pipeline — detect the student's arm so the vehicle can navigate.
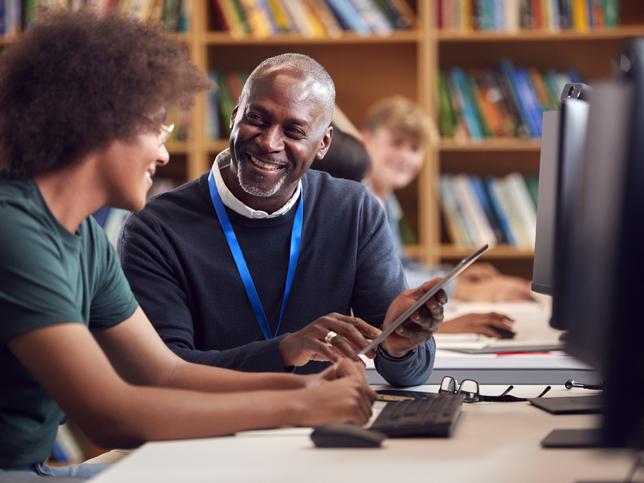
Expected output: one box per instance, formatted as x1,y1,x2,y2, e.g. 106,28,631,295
9,323,374,449
94,306,320,392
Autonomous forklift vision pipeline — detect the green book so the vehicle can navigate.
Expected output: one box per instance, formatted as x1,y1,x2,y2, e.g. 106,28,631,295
399,216,417,245
524,176,539,209
215,71,235,138
603,0,619,27
466,73,492,137
438,71,455,138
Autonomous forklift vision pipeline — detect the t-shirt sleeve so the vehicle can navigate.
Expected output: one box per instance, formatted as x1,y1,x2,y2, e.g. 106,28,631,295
0,205,84,343
87,219,138,330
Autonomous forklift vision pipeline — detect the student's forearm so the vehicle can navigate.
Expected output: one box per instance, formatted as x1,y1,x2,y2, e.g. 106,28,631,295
166,359,307,392
85,384,306,448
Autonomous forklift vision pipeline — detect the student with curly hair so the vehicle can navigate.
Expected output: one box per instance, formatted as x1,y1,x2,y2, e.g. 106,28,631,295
0,11,374,478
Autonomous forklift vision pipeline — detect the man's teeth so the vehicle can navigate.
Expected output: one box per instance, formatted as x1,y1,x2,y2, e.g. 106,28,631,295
250,155,283,171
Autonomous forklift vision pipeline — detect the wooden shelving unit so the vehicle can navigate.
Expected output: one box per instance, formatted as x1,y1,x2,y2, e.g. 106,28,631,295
4,1,640,278
182,0,643,278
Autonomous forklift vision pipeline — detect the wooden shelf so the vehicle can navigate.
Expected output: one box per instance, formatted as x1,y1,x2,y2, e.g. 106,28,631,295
204,31,421,45
437,25,644,42
439,245,534,259
439,138,541,152
0,36,17,45
206,140,230,152
404,244,423,258
166,142,190,155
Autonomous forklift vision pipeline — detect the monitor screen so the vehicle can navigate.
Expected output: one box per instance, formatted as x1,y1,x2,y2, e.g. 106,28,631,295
531,110,559,295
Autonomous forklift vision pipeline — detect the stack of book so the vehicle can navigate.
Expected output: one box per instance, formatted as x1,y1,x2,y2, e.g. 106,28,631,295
210,0,415,37
437,0,620,32
439,173,538,249
0,0,191,37
439,60,581,140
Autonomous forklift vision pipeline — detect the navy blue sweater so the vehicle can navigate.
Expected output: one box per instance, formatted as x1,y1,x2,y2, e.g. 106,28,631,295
119,169,435,386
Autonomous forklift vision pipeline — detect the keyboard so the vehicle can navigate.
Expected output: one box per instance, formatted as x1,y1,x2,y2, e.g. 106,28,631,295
369,393,465,437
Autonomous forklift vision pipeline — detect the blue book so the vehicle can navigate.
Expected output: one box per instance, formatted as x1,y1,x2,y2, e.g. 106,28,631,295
480,0,495,30
499,59,538,137
484,177,516,246
470,176,506,244
493,0,506,30
450,68,484,140
325,0,371,34
258,0,279,34
516,68,543,137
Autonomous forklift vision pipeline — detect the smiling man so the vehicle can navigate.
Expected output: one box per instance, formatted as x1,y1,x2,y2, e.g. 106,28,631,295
120,54,446,387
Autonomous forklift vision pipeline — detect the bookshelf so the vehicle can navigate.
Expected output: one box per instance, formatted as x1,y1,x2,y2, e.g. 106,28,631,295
3,1,643,278
192,0,644,278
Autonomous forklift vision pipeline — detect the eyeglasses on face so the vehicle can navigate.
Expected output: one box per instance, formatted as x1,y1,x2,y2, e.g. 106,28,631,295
158,123,175,146
439,376,551,403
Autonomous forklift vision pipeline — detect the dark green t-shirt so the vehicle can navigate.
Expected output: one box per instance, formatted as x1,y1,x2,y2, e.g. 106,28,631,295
0,177,138,468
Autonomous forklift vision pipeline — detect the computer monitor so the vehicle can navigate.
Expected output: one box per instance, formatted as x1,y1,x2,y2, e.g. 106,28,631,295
556,40,644,449
531,84,590,317
531,110,559,295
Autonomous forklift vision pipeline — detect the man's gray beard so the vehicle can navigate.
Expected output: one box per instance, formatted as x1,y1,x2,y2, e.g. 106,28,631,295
238,167,287,198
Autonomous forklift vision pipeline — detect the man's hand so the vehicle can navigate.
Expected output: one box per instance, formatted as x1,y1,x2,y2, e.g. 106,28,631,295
279,313,381,367
295,359,376,427
438,313,515,338
454,275,534,302
380,278,447,358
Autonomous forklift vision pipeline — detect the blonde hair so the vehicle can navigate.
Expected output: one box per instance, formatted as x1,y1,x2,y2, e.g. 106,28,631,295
364,96,437,149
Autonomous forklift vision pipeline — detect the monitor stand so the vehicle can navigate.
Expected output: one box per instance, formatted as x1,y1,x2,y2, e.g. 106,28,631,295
541,428,603,448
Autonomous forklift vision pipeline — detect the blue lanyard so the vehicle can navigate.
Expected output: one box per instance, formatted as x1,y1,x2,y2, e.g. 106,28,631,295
207,171,303,340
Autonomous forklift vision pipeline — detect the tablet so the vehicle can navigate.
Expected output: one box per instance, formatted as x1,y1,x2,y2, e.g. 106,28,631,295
359,244,489,355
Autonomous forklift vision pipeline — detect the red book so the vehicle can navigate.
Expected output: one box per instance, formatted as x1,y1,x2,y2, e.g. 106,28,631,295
532,0,543,29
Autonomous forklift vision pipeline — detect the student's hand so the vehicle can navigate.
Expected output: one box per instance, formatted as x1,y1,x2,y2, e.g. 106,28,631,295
438,313,515,338
380,278,447,358
461,262,499,282
454,275,534,302
279,313,381,367
295,360,376,427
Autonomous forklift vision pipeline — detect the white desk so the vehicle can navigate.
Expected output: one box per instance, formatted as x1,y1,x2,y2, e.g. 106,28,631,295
368,301,598,385
91,387,636,483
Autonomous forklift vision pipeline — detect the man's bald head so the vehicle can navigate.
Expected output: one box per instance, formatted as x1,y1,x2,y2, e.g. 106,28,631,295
240,53,335,127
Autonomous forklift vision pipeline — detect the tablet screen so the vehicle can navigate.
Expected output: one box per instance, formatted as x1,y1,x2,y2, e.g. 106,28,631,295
359,244,489,355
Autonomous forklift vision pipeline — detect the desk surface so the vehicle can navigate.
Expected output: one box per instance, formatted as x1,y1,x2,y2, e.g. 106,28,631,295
91,387,635,483
368,301,598,385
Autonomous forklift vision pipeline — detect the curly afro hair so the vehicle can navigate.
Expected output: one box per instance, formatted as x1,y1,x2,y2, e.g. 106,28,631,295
0,9,212,177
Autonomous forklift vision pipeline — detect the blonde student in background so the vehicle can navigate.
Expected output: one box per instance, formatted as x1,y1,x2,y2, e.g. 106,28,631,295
362,96,534,303
0,11,375,479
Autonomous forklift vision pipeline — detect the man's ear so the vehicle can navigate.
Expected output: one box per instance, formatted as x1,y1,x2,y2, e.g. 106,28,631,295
230,105,239,131
315,126,334,160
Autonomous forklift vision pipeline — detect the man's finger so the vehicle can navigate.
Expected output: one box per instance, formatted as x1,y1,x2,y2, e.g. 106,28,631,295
334,314,381,339
329,334,361,361
311,340,340,363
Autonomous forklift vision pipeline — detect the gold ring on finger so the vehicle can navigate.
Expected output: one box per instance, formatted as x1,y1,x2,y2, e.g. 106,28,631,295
324,330,338,345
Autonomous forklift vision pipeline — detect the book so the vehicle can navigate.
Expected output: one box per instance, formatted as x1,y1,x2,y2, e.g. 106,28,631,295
505,172,537,248
325,0,371,34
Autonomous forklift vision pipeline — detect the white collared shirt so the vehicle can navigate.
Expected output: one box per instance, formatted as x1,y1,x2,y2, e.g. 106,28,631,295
210,149,301,219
